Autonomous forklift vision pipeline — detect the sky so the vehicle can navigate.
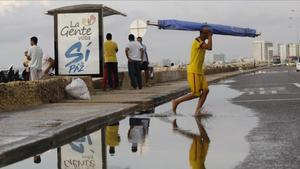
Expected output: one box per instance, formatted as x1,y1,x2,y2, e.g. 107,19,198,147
0,0,300,68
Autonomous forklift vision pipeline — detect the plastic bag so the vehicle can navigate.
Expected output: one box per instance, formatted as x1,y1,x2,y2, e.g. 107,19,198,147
65,78,91,100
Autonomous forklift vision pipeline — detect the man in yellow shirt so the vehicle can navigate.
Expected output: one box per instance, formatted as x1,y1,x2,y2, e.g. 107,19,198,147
104,33,119,89
172,28,212,115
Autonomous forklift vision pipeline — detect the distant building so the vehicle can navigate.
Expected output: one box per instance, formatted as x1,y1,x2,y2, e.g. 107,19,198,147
213,53,226,64
252,40,273,63
288,43,300,57
272,44,280,56
279,44,289,63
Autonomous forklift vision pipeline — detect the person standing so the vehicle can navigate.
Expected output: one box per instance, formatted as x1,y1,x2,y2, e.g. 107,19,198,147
125,34,144,89
104,33,119,89
137,37,151,87
172,28,212,115
22,51,30,81
26,36,43,81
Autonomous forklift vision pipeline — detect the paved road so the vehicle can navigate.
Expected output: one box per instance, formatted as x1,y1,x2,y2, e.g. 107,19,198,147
229,66,300,169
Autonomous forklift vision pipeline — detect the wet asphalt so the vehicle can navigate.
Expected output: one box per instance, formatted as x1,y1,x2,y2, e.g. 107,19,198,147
230,66,300,169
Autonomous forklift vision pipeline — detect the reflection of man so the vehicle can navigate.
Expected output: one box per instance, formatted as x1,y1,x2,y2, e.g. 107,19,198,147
33,155,41,164
172,117,210,169
127,118,150,153
105,122,120,155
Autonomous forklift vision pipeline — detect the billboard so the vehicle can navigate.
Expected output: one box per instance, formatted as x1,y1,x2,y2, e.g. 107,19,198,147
57,13,101,75
59,130,103,169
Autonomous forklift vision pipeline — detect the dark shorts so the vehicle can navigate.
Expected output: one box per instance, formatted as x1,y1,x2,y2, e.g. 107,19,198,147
140,62,149,71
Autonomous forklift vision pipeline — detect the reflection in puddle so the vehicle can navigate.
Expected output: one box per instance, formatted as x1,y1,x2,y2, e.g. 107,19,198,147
3,85,258,169
173,117,209,169
106,122,120,156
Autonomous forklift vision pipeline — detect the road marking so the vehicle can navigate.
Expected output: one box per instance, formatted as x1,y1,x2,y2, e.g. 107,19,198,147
248,91,254,95
293,83,300,88
271,90,277,94
259,91,265,94
232,98,300,103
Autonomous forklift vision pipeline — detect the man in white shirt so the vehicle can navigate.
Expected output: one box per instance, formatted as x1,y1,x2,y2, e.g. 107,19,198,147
125,34,144,89
26,36,43,81
137,37,151,87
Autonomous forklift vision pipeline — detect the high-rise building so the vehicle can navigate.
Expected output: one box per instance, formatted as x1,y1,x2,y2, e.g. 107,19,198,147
252,40,273,62
279,44,289,63
288,43,300,57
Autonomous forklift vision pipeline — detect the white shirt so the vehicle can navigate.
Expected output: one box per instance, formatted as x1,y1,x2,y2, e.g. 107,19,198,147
126,41,143,61
141,43,148,62
28,45,43,70
128,126,144,144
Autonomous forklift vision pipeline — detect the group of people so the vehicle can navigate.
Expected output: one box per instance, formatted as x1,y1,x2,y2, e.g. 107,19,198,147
23,36,55,81
104,28,213,115
25,27,212,115
105,117,150,156
103,33,151,90
105,115,209,169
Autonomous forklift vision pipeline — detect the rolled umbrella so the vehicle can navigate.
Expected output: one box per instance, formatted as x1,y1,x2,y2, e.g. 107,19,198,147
155,19,258,38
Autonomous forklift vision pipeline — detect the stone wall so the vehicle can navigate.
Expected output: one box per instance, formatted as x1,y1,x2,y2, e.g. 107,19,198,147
0,76,93,112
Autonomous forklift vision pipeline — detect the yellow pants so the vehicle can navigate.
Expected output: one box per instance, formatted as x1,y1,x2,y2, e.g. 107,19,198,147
187,72,208,97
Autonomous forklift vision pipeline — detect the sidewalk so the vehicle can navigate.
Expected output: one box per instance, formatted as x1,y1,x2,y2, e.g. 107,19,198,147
0,66,267,167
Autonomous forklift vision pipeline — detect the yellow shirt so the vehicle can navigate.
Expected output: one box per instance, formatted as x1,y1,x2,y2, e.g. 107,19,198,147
189,137,210,169
105,125,120,147
104,40,118,63
187,39,206,74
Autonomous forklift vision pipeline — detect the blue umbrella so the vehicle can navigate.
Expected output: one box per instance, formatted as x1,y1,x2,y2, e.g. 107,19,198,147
156,19,258,38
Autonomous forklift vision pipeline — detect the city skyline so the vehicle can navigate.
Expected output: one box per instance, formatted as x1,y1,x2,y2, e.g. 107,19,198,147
1,1,300,68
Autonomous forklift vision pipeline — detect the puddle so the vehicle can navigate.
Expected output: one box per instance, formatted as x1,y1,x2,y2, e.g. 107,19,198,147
3,85,258,169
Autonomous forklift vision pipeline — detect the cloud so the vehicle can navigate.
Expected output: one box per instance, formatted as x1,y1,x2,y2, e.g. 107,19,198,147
1,1,300,68
0,0,49,16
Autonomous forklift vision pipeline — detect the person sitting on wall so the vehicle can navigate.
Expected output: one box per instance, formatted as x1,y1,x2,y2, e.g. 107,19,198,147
22,51,30,81
42,55,55,77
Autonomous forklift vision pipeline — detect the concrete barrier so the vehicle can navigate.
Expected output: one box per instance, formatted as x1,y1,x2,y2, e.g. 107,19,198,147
0,63,260,112
94,63,257,89
0,76,93,112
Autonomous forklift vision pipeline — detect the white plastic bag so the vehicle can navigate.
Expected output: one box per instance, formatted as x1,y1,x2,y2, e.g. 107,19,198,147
65,78,91,100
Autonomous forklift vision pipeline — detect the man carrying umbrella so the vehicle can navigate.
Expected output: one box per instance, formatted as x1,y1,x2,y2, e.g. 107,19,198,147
172,28,212,115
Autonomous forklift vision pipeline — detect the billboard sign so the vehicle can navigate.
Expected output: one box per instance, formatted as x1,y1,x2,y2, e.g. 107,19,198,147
56,13,101,76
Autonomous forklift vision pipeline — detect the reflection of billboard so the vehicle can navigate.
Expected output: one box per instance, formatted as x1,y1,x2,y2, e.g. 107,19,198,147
59,130,103,169
57,13,100,75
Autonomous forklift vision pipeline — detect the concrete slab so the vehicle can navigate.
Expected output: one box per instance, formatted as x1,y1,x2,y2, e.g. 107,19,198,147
61,81,189,109
0,103,138,167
